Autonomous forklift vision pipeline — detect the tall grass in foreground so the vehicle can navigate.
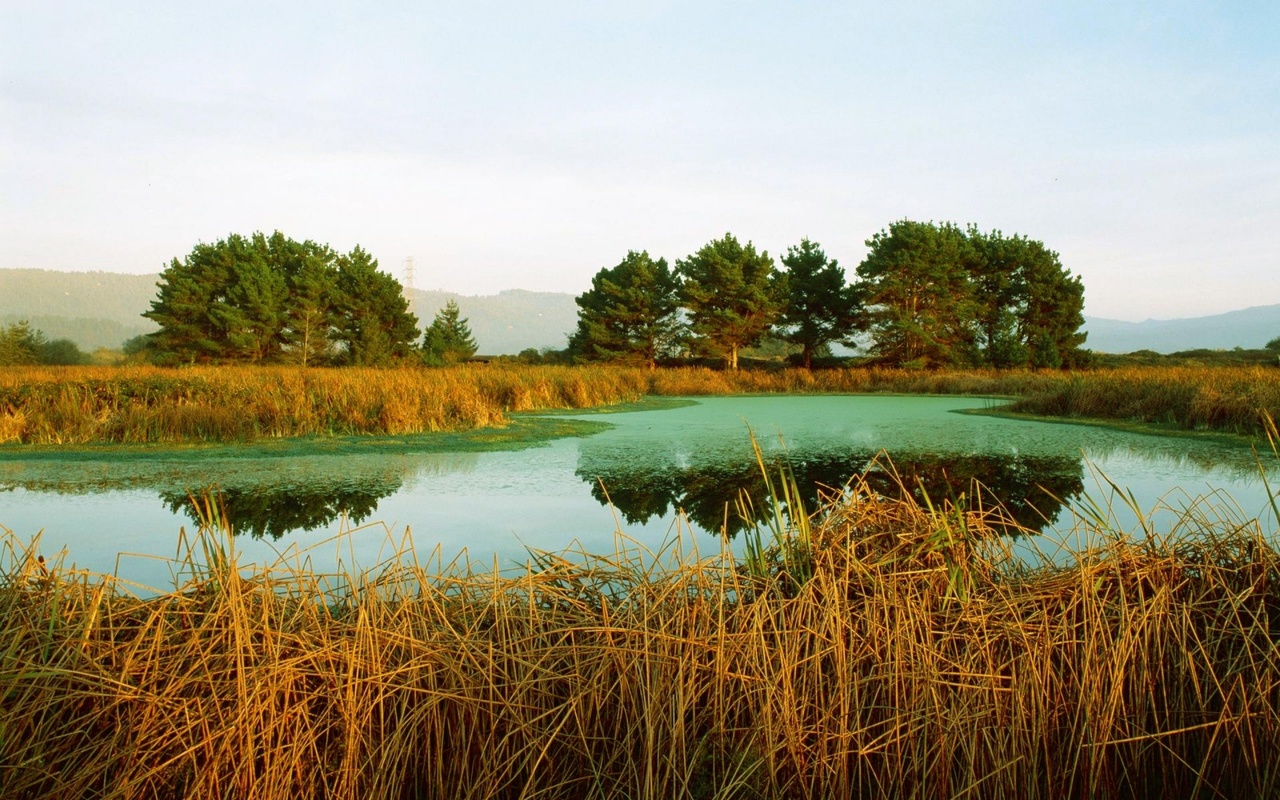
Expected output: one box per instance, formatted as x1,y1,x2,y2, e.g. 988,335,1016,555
2,364,1279,445
4,474,1280,799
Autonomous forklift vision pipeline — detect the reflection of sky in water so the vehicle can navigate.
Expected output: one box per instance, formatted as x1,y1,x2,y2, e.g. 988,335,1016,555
1,395,1275,588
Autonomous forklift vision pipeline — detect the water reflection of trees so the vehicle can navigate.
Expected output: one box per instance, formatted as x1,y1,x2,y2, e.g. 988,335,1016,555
1,452,462,541
858,453,1085,531
161,480,400,540
577,448,1085,538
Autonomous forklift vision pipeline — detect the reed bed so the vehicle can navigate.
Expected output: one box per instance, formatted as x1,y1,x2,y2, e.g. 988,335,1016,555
1007,366,1280,436
0,365,650,445
3,479,1279,799
2,364,1278,445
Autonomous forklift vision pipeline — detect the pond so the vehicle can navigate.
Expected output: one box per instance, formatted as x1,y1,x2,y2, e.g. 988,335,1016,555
1,395,1275,589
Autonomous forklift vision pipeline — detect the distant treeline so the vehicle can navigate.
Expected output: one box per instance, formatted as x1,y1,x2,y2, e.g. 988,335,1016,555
1097,345,1280,368
0,320,91,366
0,314,154,353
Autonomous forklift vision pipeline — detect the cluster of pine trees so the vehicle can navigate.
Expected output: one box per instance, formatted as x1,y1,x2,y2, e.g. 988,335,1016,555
143,232,476,366
569,221,1087,369
142,222,1085,371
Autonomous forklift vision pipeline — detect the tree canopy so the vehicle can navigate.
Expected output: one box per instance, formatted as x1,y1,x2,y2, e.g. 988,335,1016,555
777,238,864,369
856,221,979,368
422,300,479,365
568,251,682,368
144,232,418,365
140,225,1086,372
332,245,420,366
967,227,1086,368
567,225,1083,371
677,234,782,370
856,221,1087,368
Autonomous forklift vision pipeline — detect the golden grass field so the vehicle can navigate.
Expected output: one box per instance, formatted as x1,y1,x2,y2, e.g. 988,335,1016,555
2,363,1278,446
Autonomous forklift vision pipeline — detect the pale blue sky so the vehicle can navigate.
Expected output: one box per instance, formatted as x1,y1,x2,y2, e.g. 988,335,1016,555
2,1,1276,320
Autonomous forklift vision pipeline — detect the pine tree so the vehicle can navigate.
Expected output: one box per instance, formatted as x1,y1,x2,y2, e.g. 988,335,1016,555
147,233,419,366
222,242,288,362
1018,242,1087,367
968,227,1086,368
856,221,980,367
0,320,43,366
422,300,478,365
677,234,781,370
276,237,340,367
146,237,241,363
568,251,683,368
333,246,419,366
777,238,864,369
857,221,1087,369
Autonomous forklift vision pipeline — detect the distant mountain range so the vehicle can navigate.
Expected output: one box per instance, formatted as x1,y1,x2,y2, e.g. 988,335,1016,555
1082,306,1280,354
1,267,1277,355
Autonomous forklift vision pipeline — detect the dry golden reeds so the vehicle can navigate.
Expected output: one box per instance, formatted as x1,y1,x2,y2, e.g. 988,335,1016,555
2,364,1279,446
0,364,1087,448
0,365,649,445
1007,366,1280,436
3,471,1279,799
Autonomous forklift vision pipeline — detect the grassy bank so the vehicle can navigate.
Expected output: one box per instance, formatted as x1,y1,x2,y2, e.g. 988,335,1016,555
3,476,1279,799
2,364,1278,446
1007,366,1280,436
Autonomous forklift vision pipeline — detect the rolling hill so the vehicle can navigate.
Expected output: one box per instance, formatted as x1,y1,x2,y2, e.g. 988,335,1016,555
1082,305,1280,354
0,269,160,350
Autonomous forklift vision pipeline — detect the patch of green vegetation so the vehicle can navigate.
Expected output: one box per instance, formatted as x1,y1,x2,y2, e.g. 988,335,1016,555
960,406,1260,448
1095,348,1279,368
529,395,700,416
0,415,615,464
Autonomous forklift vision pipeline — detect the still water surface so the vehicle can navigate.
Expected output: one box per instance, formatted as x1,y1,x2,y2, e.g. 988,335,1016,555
1,395,1274,588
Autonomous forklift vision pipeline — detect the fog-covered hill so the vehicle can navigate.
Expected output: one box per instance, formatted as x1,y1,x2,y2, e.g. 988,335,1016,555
0,269,159,349
410,289,576,354
1083,305,1280,354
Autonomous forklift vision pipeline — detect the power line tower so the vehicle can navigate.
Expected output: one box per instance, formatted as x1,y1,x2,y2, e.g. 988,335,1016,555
402,256,416,318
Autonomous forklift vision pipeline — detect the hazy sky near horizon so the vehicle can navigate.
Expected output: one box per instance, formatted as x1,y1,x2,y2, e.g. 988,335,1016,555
2,2,1276,321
